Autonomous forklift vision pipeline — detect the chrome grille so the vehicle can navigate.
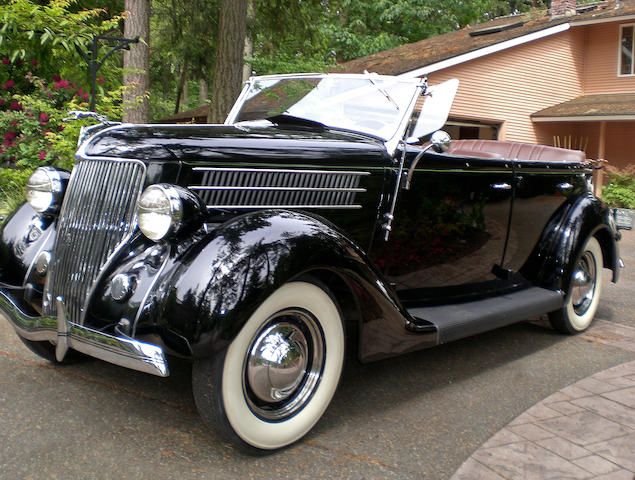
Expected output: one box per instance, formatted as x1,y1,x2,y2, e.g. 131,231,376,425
190,167,369,209
43,159,145,324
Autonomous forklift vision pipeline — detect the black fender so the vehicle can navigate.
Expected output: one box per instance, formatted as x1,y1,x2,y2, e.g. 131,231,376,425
520,193,619,293
140,210,414,361
0,202,56,288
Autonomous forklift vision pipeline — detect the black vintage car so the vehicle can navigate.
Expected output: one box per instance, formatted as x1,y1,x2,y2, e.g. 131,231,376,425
0,73,623,451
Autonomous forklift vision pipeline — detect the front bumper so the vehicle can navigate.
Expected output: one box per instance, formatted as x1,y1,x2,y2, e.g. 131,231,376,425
0,287,168,377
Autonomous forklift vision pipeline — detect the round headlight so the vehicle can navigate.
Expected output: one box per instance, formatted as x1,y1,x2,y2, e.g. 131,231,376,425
26,167,66,213
137,185,183,241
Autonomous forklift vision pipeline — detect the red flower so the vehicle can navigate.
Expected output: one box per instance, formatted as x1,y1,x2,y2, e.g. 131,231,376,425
52,78,70,89
2,79,14,89
98,77,104,84
1,58,9,65
0,99,4,105
4,131,16,141
9,120,18,127
31,59,38,66
39,150,46,161
9,101,22,111
83,92,89,100
39,113,50,124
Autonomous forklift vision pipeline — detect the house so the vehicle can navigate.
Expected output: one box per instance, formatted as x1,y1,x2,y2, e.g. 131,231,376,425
339,0,635,171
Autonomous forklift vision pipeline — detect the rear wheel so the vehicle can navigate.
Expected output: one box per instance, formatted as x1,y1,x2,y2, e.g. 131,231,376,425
549,236,603,334
192,281,345,452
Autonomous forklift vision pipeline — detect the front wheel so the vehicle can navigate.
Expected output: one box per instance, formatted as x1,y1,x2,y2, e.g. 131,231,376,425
549,236,604,334
192,281,345,452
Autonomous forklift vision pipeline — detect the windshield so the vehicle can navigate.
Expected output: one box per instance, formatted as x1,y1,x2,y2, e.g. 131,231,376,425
231,75,421,141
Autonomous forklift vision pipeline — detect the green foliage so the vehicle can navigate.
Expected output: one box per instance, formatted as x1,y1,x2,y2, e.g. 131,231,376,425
602,166,635,209
0,0,125,216
0,166,30,219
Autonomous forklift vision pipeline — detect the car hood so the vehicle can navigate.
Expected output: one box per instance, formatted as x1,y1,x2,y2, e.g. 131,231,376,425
81,124,391,166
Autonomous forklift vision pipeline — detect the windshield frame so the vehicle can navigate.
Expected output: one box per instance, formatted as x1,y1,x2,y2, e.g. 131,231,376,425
225,73,425,155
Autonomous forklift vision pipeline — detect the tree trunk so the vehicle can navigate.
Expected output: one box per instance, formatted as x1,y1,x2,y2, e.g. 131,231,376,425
208,0,248,123
198,79,208,106
123,0,150,123
242,0,255,82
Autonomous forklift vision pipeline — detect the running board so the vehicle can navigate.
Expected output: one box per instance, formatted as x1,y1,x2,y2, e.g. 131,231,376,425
406,287,564,344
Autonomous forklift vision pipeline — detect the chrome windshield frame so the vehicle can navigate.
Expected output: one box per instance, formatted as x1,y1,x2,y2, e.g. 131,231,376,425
224,73,426,157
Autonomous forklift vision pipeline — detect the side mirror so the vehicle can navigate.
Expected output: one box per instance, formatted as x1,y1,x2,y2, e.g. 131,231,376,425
430,130,451,153
404,130,452,190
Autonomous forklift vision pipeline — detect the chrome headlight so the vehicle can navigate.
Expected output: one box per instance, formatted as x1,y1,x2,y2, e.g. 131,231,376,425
137,185,183,241
26,167,67,214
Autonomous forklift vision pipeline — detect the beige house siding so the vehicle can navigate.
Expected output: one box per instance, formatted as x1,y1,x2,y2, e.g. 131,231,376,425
427,28,586,144
582,21,635,94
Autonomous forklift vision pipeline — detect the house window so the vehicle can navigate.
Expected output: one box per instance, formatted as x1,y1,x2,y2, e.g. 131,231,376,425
619,24,634,76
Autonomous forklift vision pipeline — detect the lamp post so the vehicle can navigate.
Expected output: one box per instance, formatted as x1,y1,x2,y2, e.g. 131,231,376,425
75,34,139,112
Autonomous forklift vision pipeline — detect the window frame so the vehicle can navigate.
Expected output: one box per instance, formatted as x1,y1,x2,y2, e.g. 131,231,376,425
618,23,635,77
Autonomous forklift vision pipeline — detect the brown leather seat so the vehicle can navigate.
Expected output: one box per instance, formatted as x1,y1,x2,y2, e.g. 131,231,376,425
446,139,586,164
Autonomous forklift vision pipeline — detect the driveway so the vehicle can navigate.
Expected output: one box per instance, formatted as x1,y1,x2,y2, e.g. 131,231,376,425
1,230,633,480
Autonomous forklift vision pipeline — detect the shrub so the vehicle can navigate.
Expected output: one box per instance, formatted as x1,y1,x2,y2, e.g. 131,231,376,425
602,165,635,209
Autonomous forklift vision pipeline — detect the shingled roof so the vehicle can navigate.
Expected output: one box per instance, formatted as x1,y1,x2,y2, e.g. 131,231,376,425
338,1,635,76
532,93,635,120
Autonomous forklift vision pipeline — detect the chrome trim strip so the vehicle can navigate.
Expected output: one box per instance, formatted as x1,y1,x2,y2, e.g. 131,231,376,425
206,204,363,210
189,186,366,193
192,167,370,175
0,289,168,377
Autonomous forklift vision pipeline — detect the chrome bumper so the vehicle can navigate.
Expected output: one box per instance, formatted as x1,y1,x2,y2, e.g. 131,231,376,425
0,288,168,377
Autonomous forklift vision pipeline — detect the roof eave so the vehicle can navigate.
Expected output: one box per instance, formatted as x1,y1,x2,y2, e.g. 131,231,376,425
532,115,635,122
398,23,571,78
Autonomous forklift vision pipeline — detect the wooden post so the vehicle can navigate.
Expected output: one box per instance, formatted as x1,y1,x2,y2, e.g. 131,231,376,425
594,121,607,196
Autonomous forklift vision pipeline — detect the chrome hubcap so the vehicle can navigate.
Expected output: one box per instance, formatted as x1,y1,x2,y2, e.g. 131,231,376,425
571,251,596,316
244,309,324,420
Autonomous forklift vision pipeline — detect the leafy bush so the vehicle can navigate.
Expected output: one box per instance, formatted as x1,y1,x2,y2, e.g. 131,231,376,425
601,166,635,209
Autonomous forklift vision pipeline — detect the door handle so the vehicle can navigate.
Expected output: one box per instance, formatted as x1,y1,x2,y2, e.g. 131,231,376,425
491,183,512,190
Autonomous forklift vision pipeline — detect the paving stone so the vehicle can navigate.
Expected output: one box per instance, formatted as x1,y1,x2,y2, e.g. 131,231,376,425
508,411,537,426
604,377,635,389
481,428,525,448
602,387,635,408
450,457,507,480
547,400,587,416
587,433,635,472
472,442,591,480
591,361,635,380
572,396,635,429
508,423,556,441
537,412,631,446
573,455,621,476
592,469,635,480
543,391,573,404
575,377,623,394
560,384,596,399
523,403,563,420
536,436,591,461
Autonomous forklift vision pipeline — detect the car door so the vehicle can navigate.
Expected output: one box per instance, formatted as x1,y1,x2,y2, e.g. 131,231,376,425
371,149,515,305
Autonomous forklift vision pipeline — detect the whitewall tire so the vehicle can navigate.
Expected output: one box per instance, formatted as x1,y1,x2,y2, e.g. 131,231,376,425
549,236,603,334
193,281,345,452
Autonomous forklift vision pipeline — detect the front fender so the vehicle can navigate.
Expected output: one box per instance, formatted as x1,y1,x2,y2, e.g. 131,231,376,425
144,210,407,359
521,194,619,292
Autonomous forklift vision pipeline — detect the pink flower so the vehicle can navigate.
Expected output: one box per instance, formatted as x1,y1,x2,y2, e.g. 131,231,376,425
9,101,22,111
4,131,16,141
0,99,4,105
98,77,104,84
39,113,49,124
53,75,60,82
9,120,18,127
39,150,46,161
2,79,14,89
52,78,70,89
2,58,9,65
83,92,89,100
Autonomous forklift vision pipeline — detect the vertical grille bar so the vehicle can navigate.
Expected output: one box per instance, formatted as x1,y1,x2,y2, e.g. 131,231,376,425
43,159,145,324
